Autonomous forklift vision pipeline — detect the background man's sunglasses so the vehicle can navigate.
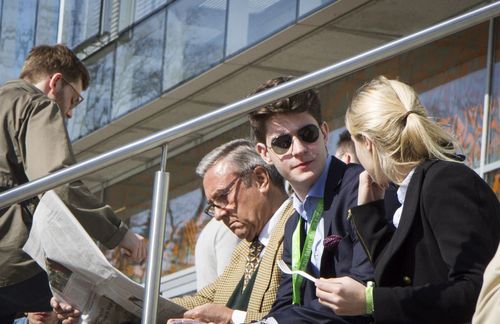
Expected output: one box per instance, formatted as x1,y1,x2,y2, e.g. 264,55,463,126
270,124,320,155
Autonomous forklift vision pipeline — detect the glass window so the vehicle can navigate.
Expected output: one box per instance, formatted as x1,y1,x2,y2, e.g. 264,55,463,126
485,169,500,202
35,0,60,45
135,0,167,22
105,188,207,282
112,10,165,119
226,0,297,56
61,0,101,48
118,0,135,31
413,24,488,169
100,0,112,34
119,0,169,31
322,23,488,169
488,20,500,164
67,46,114,141
163,188,205,275
163,0,226,91
0,0,36,84
299,0,335,17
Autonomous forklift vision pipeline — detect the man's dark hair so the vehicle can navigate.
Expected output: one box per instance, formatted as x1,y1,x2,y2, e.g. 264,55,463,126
19,44,90,90
336,130,355,155
248,76,322,144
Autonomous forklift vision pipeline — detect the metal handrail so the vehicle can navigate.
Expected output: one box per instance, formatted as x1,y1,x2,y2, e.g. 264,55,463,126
1,1,499,208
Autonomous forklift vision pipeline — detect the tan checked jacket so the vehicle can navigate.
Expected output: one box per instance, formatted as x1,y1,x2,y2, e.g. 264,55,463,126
173,199,294,323
473,243,500,324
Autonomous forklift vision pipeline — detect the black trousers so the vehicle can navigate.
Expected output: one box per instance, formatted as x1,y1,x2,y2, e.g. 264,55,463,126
0,271,52,322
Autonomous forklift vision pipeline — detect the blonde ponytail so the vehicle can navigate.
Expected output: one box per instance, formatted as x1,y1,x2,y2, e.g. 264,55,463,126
346,76,460,184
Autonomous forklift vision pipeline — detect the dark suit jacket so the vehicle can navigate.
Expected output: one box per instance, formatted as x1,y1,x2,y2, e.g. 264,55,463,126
268,156,373,323
350,160,500,324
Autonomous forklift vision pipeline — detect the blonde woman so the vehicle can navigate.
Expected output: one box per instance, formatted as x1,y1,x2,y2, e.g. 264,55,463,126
315,76,500,323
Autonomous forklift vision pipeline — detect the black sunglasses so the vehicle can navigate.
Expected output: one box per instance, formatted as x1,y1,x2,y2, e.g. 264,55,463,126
270,124,320,155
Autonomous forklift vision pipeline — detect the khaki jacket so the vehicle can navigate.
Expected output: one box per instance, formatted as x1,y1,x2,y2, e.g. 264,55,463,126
473,243,500,324
173,200,294,323
0,79,127,287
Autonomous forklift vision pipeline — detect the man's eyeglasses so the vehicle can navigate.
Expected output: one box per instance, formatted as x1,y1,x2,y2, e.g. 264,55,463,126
61,77,84,108
204,175,241,217
269,124,320,155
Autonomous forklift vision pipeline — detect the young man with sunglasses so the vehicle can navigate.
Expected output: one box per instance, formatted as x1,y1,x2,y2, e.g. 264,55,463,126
0,44,146,322
249,76,373,323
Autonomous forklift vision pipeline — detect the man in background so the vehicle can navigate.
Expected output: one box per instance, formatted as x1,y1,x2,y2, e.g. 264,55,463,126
334,129,359,164
0,44,146,322
14,311,59,324
195,217,240,290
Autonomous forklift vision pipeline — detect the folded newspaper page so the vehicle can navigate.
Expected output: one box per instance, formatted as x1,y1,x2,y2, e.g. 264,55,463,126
23,190,186,324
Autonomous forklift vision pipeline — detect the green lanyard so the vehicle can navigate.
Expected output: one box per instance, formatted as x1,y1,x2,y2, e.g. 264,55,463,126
291,199,324,305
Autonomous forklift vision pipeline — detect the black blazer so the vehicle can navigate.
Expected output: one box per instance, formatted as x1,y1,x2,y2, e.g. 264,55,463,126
268,157,373,324
350,160,500,324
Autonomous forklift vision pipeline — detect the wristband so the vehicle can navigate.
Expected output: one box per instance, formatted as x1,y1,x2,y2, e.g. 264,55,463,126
365,281,375,314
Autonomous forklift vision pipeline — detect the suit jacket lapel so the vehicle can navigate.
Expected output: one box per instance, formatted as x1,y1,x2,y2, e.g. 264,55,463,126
322,157,346,237
320,157,346,275
375,161,436,274
248,200,294,310
222,240,250,302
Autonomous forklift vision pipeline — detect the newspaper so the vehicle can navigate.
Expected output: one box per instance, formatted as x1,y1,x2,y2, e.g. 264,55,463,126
23,190,186,324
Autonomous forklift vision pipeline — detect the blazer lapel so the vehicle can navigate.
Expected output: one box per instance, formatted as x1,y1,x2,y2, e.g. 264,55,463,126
248,200,294,310
320,157,347,276
223,240,251,302
322,156,346,237
375,161,436,273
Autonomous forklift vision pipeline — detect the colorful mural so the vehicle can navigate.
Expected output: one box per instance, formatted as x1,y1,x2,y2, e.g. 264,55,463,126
419,69,486,169
103,188,210,283
485,169,500,202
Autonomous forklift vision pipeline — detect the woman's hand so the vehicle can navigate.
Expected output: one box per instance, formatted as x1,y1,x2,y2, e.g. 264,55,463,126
315,276,367,316
358,171,385,205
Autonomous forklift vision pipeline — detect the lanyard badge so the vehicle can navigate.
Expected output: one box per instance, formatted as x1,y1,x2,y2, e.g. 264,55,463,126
291,199,324,304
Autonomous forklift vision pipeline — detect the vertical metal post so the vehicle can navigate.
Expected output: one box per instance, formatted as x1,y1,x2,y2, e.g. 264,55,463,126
480,18,495,178
142,145,170,324
57,0,66,43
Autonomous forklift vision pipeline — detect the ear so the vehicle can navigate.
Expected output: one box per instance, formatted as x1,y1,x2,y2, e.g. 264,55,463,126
253,166,270,192
320,121,329,144
47,72,63,96
345,154,351,164
364,136,373,153
256,143,273,164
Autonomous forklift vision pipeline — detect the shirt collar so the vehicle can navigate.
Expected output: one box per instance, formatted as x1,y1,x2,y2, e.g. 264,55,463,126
397,168,415,205
292,156,331,219
258,198,291,247
392,168,415,228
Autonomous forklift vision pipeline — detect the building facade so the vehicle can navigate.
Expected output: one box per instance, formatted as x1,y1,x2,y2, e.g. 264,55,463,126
1,0,499,296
